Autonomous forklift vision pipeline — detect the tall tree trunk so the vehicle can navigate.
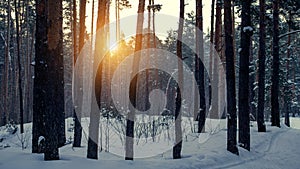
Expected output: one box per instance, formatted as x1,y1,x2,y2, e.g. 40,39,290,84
2,0,11,126
71,0,82,148
209,0,215,108
74,0,87,148
173,0,184,159
14,0,24,137
209,0,215,77
211,0,221,119
32,0,48,153
257,0,267,132
238,0,252,151
249,39,255,119
125,0,145,160
224,0,239,155
33,0,65,160
24,0,30,123
116,0,120,42
195,0,206,133
271,0,280,127
87,0,107,159
284,11,291,127
43,0,65,160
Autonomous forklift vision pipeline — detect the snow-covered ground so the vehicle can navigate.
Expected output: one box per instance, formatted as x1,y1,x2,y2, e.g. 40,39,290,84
0,118,300,169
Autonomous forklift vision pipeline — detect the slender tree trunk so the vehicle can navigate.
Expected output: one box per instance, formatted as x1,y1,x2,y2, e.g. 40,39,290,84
87,0,107,159
249,39,255,119
211,0,221,119
238,0,252,151
209,0,215,76
32,0,48,153
257,0,267,132
209,0,215,108
271,0,280,127
74,0,87,147
125,0,145,160
71,0,77,117
24,0,30,123
195,0,206,133
284,11,291,127
14,0,24,137
224,0,239,155
2,0,11,126
116,0,120,42
173,0,184,159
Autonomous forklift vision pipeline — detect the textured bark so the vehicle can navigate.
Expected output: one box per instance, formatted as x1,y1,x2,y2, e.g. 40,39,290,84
211,0,221,119
271,0,280,127
195,0,206,133
2,0,11,126
87,0,107,160
33,0,65,160
249,40,255,119
73,0,86,148
284,11,292,127
208,0,215,109
125,0,145,160
224,0,239,155
173,0,184,159
44,0,65,160
14,0,24,135
238,0,252,151
257,0,267,132
209,0,215,81
32,0,48,153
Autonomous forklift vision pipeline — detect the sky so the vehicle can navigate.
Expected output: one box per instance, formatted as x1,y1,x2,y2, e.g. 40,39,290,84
85,0,213,39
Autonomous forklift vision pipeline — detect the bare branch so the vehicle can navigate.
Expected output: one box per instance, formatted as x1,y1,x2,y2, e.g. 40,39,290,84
279,30,300,39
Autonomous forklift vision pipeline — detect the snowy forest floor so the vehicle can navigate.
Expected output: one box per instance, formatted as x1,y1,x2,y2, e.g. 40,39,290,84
0,118,300,169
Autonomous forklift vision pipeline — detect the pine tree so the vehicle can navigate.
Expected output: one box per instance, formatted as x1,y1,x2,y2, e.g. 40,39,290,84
73,0,87,148
125,0,145,160
195,0,206,133
257,0,267,132
173,0,184,159
87,0,107,159
271,0,280,128
225,0,239,155
33,0,65,160
238,0,252,151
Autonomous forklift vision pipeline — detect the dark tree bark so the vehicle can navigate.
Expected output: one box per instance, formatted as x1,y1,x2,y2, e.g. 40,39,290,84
271,0,280,127
249,40,255,120
284,11,291,127
71,0,80,147
211,0,222,119
208,0,215,107
224,0,239,155
32,0,48,153
73,0,86,148
238,0,252,151
2,0,11,126
33,0,65,160
195,0,206,133
208,0,215,110
173,0,184,159
125,0,145,160
14,0,24,136
87,0,107,160
43,0,65,160
209,0,215,94
257,0,267,132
